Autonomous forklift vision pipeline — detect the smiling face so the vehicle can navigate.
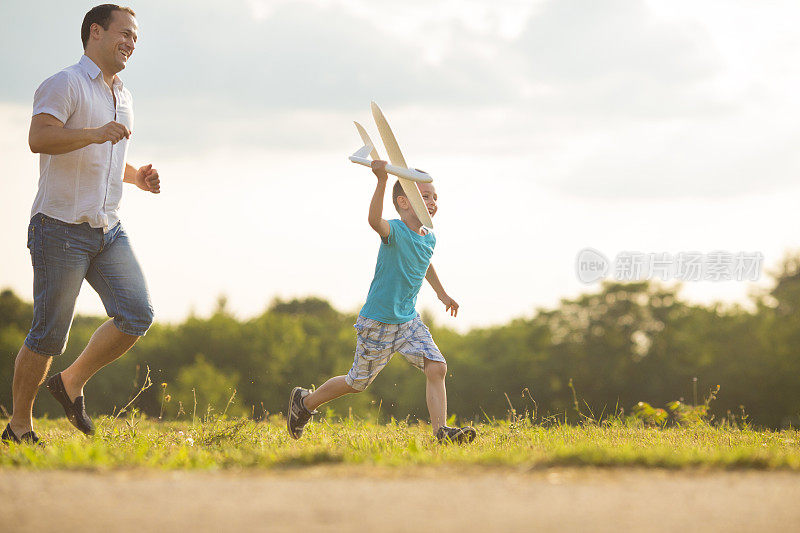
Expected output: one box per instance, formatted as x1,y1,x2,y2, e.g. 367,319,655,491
394,181,439,228
418,182,438,218
87,10,138,75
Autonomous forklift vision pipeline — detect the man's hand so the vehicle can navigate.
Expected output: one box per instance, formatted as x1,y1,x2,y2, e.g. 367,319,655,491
93,121,131,145
438,293,459,317
29,114,130,155
134,164,160,193
371,159,389,181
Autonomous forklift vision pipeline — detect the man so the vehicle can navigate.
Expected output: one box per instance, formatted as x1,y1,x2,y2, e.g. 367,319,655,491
2,4,160,445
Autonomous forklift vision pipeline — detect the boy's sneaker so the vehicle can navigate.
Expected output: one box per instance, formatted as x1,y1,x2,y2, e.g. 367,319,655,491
287,387,317,439
436,425,477,444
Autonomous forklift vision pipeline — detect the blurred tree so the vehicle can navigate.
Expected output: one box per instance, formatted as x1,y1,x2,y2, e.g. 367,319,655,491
170,354,245,418
2,253,800,429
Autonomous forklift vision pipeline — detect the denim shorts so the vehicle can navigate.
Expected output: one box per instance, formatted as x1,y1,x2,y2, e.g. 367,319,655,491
25,213,154,356
345,314,446,391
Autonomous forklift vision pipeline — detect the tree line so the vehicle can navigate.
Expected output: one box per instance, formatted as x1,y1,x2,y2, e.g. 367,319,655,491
1,254,798,428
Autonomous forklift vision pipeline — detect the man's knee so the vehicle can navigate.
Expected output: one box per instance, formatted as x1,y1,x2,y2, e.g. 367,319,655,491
424,360,447,381
25,329,68,357
19,343,55,368
137,302,155,331
114,299,154,337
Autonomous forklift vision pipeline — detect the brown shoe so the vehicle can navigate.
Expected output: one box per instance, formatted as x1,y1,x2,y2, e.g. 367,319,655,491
2,423,45,447
46,373,95,436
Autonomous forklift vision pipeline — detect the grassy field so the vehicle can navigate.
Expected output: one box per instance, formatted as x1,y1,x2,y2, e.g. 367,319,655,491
2,413,799,471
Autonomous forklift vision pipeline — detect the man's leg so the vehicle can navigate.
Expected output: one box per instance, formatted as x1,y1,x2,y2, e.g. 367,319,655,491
59,320,139,400
74,224,153,400
423,359,447,433
8,345,52,436
303,375,359,411
16,214,93,435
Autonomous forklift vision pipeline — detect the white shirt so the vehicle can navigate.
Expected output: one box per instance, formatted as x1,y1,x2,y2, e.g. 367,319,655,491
30,55,134,232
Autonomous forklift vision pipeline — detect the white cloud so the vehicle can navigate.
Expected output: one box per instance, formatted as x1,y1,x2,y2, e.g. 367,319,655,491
3,0,800,328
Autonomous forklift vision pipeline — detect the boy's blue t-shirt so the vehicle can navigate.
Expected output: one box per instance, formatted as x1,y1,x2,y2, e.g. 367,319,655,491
360,219,436,324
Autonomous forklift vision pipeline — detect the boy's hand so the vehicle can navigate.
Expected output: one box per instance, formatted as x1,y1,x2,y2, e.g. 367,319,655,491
438,293,459,317
371,159,389,180
368,161,390,238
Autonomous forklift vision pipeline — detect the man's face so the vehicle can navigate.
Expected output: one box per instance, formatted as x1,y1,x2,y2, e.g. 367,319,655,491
97,11,138,72
418,183,438,218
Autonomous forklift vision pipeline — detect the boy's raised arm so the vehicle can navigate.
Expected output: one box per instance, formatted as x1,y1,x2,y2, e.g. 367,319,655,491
426,263,459,317
367,160,391,239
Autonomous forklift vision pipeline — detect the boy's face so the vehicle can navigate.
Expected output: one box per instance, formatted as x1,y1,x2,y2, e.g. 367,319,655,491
418,183,438,218
397,183,438,223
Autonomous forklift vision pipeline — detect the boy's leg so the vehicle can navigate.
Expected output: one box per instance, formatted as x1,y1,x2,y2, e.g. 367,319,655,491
423,359,475,443
287,316,396,438
423,359,447,433
396,316,449,432
303,376,358,412
397,315,474,441
306,316,397,410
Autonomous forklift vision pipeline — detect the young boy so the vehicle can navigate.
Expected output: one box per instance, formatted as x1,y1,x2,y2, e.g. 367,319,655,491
287,160,476,444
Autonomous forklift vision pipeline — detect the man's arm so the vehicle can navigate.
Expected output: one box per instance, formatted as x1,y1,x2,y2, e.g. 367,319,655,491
29,113,130,155
426,263,459,317
123,163,161,194
367,160,391,239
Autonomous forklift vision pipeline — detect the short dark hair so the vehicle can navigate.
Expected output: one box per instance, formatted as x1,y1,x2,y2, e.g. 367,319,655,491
81,4,136,49
392,180,405,211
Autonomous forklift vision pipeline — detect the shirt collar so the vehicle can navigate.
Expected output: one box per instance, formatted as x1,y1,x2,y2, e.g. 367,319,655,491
79,55,102,79
78,55,124,88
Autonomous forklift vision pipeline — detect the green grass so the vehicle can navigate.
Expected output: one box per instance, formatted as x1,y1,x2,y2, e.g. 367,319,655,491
1,414,799,471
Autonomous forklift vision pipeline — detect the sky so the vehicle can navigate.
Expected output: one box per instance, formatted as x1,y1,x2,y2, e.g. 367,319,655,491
1,0,799,330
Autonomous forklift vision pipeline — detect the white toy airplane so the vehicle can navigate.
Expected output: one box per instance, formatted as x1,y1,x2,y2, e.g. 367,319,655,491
349,102,434,229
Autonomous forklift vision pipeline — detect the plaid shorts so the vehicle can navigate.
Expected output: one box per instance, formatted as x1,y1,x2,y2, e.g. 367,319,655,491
345,314,446,391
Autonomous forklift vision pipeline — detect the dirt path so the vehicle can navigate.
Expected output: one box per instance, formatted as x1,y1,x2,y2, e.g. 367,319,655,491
1,468,798,532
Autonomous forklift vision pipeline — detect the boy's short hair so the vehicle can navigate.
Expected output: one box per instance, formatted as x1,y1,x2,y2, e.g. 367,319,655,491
392,180,404,211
